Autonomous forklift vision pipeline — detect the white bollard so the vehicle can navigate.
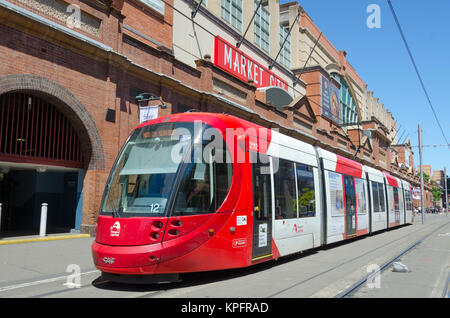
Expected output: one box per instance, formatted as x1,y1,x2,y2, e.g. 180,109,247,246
39,203,48,237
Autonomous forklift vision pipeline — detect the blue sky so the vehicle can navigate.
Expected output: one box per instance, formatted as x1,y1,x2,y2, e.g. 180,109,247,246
281,0,450,178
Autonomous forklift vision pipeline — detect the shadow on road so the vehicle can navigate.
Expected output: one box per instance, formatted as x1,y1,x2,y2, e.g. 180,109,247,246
90,248,319,294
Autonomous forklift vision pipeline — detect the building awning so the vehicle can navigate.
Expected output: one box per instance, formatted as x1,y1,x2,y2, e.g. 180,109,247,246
257,86,293,111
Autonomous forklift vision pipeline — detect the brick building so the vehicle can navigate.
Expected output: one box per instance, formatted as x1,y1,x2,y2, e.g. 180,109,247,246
0,0,178,234
0,0,425,236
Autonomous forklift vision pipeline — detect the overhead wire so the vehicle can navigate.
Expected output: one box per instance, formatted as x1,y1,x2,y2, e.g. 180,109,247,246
387,0,450,151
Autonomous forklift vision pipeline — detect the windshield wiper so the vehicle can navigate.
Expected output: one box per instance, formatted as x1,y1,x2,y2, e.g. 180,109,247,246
113,206,123,218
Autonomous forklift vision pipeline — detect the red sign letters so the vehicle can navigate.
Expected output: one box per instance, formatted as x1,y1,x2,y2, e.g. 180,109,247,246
214,36,288,91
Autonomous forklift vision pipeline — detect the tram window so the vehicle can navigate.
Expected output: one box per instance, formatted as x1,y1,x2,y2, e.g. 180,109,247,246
173,162,213,215
409,191,413,210
213,146,233,210
371,182,380,212
172,144,232,216
273,159,297,219
371,181,385,213
101,122,233,217
393,187,400,212
253,157,272,222
343,175,356,212
408,191,413,210
379,183,385,211
296,164,315,218
405,190,412,210
124,173,175,213
108,136,183,215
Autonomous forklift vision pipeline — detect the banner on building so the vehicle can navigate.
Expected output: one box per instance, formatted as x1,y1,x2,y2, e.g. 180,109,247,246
139,105,158,123
214,36,288,91
321,75,341,125
412,187,421,200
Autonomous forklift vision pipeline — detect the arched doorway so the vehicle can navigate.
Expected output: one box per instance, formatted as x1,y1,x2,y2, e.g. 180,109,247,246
0,92,84,236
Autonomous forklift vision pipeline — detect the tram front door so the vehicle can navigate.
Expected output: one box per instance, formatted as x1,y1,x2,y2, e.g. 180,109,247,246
251,154,273,261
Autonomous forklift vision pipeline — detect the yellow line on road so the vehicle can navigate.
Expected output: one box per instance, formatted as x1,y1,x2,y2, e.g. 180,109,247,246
0,234,91,245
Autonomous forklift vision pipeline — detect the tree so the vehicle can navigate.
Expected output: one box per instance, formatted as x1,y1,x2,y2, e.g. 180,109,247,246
432,186,443,203
417,171,431,183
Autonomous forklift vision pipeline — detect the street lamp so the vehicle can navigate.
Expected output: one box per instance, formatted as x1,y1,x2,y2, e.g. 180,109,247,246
135,93,168,109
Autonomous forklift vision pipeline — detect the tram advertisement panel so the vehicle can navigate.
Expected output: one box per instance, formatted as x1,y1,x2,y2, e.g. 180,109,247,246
355,179,366,214
355,178,368,233
328,171,345,236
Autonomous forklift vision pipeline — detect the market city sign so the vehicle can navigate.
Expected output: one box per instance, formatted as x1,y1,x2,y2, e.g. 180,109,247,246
214,36,288,91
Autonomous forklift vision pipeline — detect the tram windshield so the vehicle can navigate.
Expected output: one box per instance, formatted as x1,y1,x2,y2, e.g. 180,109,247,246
101,121,232,217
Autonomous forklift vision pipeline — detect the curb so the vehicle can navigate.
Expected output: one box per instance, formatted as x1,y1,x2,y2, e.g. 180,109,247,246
0,234,91,245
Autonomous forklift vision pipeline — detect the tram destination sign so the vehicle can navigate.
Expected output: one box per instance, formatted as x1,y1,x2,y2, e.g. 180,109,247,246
214,36,289,92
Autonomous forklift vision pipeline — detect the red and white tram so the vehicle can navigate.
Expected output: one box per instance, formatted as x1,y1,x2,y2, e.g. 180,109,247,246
91,112,413,282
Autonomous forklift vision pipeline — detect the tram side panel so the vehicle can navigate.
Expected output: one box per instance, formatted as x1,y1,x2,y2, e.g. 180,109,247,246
386,175,412,227
365,166,388,233
401,180,414,224
383,171,403,228
398,180,405,225
266,133,321,258
317,149,370,244
356,177,370,236
386,184,396,228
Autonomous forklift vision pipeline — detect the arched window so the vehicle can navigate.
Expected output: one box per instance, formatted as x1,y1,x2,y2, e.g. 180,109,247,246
331,73,358,125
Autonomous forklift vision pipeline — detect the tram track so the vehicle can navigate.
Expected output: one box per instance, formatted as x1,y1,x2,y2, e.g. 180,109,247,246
442,271,450,298
262,218,446,298
335,219,450,298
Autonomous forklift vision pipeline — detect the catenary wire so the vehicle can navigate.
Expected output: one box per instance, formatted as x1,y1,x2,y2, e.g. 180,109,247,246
387,0,450,151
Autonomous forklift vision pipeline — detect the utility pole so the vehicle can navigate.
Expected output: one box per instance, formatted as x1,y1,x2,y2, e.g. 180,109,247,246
445,167,448,217
418,124,425,224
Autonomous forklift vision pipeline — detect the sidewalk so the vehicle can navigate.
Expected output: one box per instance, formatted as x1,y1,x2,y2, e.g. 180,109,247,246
0,232,91,245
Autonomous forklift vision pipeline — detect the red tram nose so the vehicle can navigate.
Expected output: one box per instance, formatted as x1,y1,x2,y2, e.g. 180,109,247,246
95,215,168,246
92,215,167,274
92,214,219,274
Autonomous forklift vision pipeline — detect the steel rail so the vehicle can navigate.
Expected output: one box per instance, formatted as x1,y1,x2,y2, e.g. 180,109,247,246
335,220,450,298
